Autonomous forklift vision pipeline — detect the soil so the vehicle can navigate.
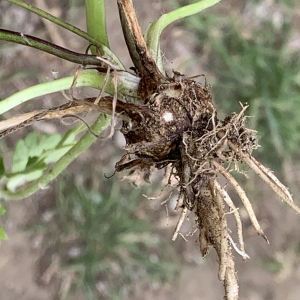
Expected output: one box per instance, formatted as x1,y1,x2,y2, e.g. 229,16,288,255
1,1,300,300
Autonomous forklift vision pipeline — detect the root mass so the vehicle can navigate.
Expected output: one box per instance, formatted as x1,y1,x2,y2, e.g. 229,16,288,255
115,72,297,300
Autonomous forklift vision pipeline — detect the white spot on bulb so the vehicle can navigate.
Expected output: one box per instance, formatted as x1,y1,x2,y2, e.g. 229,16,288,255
162,112,173,122
51,70,59,79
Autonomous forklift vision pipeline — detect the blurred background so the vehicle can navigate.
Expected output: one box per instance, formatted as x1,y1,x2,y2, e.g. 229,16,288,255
0,0,300,299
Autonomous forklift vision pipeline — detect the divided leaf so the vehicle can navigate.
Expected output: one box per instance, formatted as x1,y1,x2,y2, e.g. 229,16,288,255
3,125,86,192
11,139,28,173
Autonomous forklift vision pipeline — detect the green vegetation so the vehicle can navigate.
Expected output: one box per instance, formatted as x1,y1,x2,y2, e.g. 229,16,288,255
0,203,7,243
31,177,180,299
0,127,86,193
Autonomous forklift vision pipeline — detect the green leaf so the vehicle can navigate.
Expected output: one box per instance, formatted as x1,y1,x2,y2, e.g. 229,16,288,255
0,203,7,242
0,226,7,241
145,0,221,71
29,133,62,158
85,0,110,53
39,134,62,151
0,114,110,200
0,203,5,215
24,132,39,157
43,145,75,164
7,170,44,192
11,139,28,173
0,69,139,115
57,124,86,147
26,156,41,168
6,159,48,179
4,132,64,191
3,125,84,192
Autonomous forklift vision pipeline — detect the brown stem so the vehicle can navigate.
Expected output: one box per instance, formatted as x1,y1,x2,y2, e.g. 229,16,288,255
118,0,165,97
0,97,145,138
117,0,143,73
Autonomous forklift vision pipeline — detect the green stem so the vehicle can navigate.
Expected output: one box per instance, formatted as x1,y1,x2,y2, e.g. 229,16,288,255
0,115,110,200
4,0,124,69
83,0,111,153
145,0,221,66
0,29,104,67
0,69,140,115
85,0,110,54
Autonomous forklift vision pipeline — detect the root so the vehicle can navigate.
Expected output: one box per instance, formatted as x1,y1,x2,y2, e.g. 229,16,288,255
235,103,249,122
175,189,185,210
194,178,239,300
228,141,300,214
61,114,101,138
212,161,269,243
215,181,248,261
228,234,250,260
214,185,229,281
94,64,111,105
106,69,119,139
70,65,83,98
224,263,239,300
172,206,188,241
